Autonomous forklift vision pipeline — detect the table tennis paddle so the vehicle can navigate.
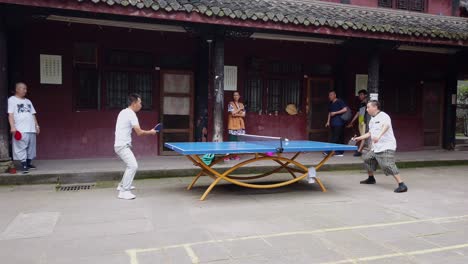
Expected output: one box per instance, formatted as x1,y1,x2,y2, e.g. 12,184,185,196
14,131,22,141
154,123,163,132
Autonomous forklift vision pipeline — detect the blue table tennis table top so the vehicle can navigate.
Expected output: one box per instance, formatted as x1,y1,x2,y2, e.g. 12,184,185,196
165,140,357,155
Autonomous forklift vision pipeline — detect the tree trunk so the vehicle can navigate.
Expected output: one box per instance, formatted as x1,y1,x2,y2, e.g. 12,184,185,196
212,36,224,142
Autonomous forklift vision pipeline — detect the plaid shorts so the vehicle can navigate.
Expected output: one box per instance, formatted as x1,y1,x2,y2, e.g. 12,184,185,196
363,150,399,176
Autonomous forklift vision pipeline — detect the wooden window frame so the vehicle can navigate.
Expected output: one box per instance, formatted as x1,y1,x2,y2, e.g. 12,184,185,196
101,49,155,111
378,0,427,12
73,42,99,111
244,59,304,115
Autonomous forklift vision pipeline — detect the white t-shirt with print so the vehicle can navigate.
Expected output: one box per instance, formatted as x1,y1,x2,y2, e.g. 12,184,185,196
114,108,139,147
7,96,37,133
368,111,396,153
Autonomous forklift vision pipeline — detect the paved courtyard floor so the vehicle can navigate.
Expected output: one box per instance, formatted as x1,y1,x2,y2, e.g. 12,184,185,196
1,166,468,264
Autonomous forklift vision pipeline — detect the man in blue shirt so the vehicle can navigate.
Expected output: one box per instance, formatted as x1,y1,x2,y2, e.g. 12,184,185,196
325,90,348,156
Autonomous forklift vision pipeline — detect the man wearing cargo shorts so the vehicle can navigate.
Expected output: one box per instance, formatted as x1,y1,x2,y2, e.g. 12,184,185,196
353,100,408,193
8,82,40,174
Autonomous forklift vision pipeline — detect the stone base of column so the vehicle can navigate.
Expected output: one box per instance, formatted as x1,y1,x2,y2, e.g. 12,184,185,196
0,159,13,173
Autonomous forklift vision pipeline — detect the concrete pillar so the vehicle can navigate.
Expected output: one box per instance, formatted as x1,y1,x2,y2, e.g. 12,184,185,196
211,35,224,142
443,54,459,149
367,48,380,99
0,12,13,172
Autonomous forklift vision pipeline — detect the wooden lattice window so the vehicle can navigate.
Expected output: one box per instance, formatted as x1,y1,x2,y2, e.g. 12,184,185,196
244,79,263,113
378,0,393,8
104,50,154,110
379,0,425,12
105,71,153,110
409,0,425,12
267,79,302,113
73,43,97,65
396,0,408,9
75,68,99,110
74,43,99,110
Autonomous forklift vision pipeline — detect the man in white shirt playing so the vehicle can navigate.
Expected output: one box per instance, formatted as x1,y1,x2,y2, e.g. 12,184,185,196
8,82,40,174
353,100,408,193
115,94,157,200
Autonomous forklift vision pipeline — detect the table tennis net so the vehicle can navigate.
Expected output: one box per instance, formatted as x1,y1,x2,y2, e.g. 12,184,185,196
237,134,286,153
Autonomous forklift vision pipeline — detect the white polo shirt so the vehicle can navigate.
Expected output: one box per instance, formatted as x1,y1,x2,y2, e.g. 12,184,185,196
368,111,396,153
114,108,139,147
7,96,37,133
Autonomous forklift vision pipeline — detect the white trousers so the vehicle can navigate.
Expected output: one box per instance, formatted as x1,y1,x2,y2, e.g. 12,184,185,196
13,132,37,162
115,145,138,191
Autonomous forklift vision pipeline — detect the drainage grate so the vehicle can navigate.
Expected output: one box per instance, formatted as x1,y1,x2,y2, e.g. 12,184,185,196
58,183,95,192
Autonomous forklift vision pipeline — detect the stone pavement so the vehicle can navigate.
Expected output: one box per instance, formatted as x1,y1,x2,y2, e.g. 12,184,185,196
1,166,468,264
1,149,467,185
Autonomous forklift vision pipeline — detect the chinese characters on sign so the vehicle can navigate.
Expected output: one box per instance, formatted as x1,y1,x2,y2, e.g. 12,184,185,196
224,66,238,91
355,74,368,95
40,54,62,84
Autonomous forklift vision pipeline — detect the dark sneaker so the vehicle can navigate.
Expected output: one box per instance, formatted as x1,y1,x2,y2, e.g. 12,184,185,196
360,178,376,184
22,166,29,174
21,162,29,174
353,151,362,157
28,164,37,170
394,184,408,193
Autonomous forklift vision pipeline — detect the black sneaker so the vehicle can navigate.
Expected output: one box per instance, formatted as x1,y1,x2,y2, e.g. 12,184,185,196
21,162,29,174
22,166,29,174
394,184,408,193
26,159,36,170
360,178,376,184
353,151,362,157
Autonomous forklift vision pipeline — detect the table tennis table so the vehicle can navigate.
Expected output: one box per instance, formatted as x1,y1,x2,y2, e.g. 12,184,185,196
165,135,357,201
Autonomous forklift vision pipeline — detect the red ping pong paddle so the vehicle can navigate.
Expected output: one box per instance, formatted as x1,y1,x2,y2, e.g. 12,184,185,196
14,131,22,141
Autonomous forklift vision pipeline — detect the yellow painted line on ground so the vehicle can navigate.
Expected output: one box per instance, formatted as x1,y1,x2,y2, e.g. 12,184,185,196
321,243,468,264
125,214,468,264
183,245,200,264
126,250,138,264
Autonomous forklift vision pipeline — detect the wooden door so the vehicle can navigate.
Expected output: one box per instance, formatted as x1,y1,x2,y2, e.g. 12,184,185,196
307,78,333,141
423,82,443,147
159,71,194,155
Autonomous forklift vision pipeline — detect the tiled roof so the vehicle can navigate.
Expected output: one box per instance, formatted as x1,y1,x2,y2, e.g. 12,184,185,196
80,0,468,41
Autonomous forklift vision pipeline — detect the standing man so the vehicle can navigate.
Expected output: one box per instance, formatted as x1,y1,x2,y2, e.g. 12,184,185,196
114,94,157,200
8,82,39,174
325,90,348,156
347,89,369,157
353,100,408,193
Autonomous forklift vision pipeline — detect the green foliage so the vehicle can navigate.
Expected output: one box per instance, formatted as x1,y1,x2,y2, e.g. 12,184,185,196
458,81,468,104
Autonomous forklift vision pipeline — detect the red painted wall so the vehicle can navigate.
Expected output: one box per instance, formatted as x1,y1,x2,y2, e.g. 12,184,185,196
224,38,341,141
427,0,453,16
351,0,378,8
12,20,197,159
10,18,453,159
349,0,454,16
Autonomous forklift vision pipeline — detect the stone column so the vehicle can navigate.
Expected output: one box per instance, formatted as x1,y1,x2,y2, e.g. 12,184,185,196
367,47,380,99
211,35,224,142
0,13,13,172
